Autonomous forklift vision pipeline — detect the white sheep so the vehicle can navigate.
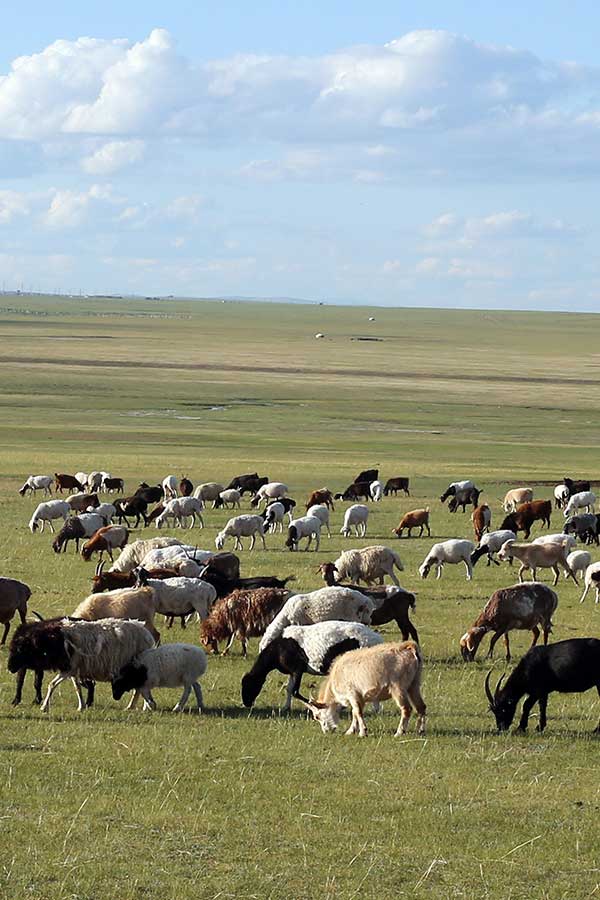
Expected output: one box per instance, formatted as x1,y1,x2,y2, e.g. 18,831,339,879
370,480,384,502
112,643,208,711
259,587,375,651
419,539,476,581
75,512,109,537
251,482,288,507
18,475,53,497
109,537,183,573
28,500,70,533
471,530,517,566
193,482,225,508
564,491,596,517
340,504,369,538
579,560,600,604
90,502,117,524
139,544,211,576
285,515,322,551
532,533,577,551
87,471,103,492
215,515,266,551
162,475,179,500
331,546,404,586
502,488,533,512
218,489,241,509
155,497,204,530
565,550,592,581
137,575,216,624
307,504,332,538
263,501,286,534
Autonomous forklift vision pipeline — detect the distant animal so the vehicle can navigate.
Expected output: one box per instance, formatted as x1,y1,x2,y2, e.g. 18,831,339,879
392,508,430,539
305,489,335,511
54,473,85,493
334,482,372,503
383,477,410,497
226,473,269,496
18,475,53,497
354,468,378,484
500,500,552,539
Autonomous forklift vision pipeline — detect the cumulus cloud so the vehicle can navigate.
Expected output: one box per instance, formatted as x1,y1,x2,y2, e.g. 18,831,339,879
81,139,145,174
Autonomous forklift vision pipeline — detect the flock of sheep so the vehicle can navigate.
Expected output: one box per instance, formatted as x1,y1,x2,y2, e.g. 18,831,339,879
3,468,600,736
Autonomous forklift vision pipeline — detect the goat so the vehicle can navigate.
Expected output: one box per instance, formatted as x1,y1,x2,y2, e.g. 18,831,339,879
502,488,533,512
81,525,129,562
419,540,475,581
471,504,491,542
305,489,335,511
18,475,53,496
54,473,85,493
383,477,410,497
327,546,404,586
392,508,430,539
497,539,577,585
470,530,517,567
29,500,70,533
334,481,372,503
0,578,31,645
226,473,269,496
179,477,193,497
500,500,552,539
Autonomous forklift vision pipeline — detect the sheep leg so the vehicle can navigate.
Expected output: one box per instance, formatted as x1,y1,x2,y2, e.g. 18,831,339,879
436,564,443,580
107,547,114,562
260,533,266,550
40,672,66,711
191,682,204,712
326,524,331,538
464,559,473,581
580,583,590,603
49,521,56,534
304,534,312,551
0,621,10,645
142,690,157,711
221,632,236,656
33,669,44,705
126,690,142,710
11,668,26,705
198,514,204,529
173,685,192,712
563,564,578,585
249,534,256,551
518,563,527,583
535,695,548,732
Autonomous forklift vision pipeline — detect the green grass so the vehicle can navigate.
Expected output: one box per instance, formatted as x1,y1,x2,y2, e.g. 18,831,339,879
1,295,600,899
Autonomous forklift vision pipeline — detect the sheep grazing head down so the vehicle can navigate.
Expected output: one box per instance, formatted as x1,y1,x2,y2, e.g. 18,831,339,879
418,561,432,579
111,661,148,701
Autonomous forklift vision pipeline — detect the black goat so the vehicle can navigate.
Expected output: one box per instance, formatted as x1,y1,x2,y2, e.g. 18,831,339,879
563,477,591,498
197,567,295,599
485,638,600,733
114,496,149,527
135,483,164,504
52,517,86,553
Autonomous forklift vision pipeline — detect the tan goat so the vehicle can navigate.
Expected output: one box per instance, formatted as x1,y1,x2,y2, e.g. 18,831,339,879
497,539,578,586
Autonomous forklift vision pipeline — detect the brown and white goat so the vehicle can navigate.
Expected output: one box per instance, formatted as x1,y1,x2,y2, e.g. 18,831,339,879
81,526,129,562
502,488,533,512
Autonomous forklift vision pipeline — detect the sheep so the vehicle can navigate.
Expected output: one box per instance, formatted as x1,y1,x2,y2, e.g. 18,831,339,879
460,582,558,662
419,540,476,581
109,537,183,573
241,621,384,712
8,616,74,706
139,545,208,577
502,488,533,512
554,484,570,509
497,539,578,585
259,587,375,651
81,525,130,562
55,473,85,493
262,501,286,534
563,514,598,544
471,504,491,542
340,504,369,538
192,482,225,508
52,517,89,554
72,586,161,643
532,533,577,551
28,500,70,533
285,515,322,551
135,570,216,627
565,550,592,581
579,561,600,604
564,491,596,517
155,497,204,530
74,472,88,488
215,515,266,551
102,476,124,494
90,502,117,524
200,587,288,656
0,578,31,645
470,530,517,567
18,475,53,497
440,480,480,510
215,489,241,509
370,480,384,502
301,641,426,737
500,501,552,539
392,508,430,539
112,643,207,711
37,618,156,712
305,489,335,511
307,504,332,538
327,546,404,586
162,475,179,500
251,482,289,508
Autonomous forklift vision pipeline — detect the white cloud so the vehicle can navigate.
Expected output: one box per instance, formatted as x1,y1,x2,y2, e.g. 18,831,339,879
40,183,126,229
81,139,145,174
0,190,29,224
165,194,204,221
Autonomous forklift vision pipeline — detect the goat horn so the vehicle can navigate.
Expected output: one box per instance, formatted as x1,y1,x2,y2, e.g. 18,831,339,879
484,670,495,707
494,674,506,699
295,691,312,705
32,610,45,622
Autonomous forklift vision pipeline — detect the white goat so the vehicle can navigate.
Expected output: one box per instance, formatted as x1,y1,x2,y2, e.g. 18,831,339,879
471,530,517,567
419,539,475,581
156,497,204,529
286,515,322,551
579,561,600,604
502,488,533,512
564,491,596,517
370,480,384,502
340,504,369,538
307,504,332,538
162,475,179,500
18,475,53,497
112,644,207,712
28,500,70,533
215,515,266,551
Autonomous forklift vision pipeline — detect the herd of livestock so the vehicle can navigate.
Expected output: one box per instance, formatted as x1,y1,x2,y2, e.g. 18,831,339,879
2,468,600,736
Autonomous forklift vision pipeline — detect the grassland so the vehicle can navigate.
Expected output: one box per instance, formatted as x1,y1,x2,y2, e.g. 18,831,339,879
0,295,600,900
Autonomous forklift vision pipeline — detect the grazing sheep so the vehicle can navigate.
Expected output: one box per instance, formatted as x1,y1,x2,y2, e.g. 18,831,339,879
18,475,53,497
564,491,596,517
262,501,286,534
340,504,369,538
81,526,130,562
326,546,404,587
502,488,533,512
307,504,332,538
52,517,88,554
112,643,207,711
259,587,375,651
565,550,592,581
200,587,288,656
72,586,161,642
579,561,600,604
193,482,225,508
470,530,517,567
92,502,117,524
28,500,70,533
0,578,31,645
419,540,476,581
497,539,577,585
302,641,426,737
392,508,430,539
563,514,598,544
285,515,322,551
251,482,289,508
460,582,558,662
155,497,204,530
215,515,266,551
109,537,183,573
162,475,179,500
241,621,384,711
532,533,577,551
215,489,242,509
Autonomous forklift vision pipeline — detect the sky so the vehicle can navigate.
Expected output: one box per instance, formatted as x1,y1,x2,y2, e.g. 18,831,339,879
0,1,599,310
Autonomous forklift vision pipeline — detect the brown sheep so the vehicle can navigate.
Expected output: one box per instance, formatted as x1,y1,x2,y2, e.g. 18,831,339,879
200,588,288,657
305,488,335,511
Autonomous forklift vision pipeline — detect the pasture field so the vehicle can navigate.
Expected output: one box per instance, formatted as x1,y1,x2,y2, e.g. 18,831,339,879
1,295,600,899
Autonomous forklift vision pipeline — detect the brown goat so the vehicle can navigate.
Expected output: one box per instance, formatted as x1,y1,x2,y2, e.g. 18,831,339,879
305,488,335,511
54,473,84,493
471,504,491,542
200,588,288,656
90,560,180,593
500,500,551,539
392,508,430,538
81,526,129,562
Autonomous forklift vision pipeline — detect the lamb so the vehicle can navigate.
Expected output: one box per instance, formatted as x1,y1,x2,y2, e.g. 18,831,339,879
565,550,592,581
72,586,161,642
192,482,225,508
215,489,242,509
502,488,533,512
28,500,70,533
109,537,183,573
215,515,266,551
155,497,204,530
340,504,369,538
497,539,577,585
162,475,179,500
419,539,476,581
327,546,404,586
578,561,600,604
370,480,384,502
306,504,332,538
250,482,289,508
285,515,322,551
392,508,430,539
262,501,286,534
112,644,207,712
241,621,384,711
0,578,31,645
135,570,216,627
301,641,426,737
470,530,517,567
18,475,53,497
460,582,558,662
564,491,596,517
36,618,156,712
200,587,288,656
471,504,491,542
259,587,375,651
81,525,130,562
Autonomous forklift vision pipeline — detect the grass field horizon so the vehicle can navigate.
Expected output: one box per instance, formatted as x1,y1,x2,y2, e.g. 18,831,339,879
1,294,600,899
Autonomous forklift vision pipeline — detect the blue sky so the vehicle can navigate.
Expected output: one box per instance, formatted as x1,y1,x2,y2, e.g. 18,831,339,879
0,1,599,309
